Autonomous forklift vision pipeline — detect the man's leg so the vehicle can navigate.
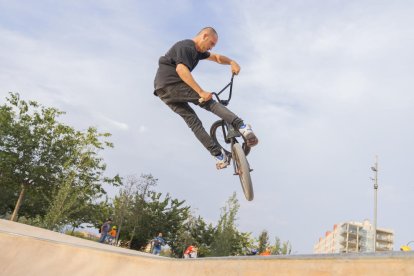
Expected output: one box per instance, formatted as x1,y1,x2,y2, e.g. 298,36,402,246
99,233,107,243
158,81,245,129
157,84,222,156
153,247,161,255
202,100,259,147
165,101,222,156
156,82,256,163
200,100,258,146
200,100,244,129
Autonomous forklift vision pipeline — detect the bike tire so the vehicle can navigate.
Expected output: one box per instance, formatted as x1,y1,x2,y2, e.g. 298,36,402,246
232,143,254,201
210,120,251,156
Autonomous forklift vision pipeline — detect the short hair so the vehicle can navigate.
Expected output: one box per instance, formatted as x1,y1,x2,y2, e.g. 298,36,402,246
198,27,218,37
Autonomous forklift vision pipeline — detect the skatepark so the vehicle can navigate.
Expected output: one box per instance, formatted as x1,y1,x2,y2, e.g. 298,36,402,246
1,219,414,276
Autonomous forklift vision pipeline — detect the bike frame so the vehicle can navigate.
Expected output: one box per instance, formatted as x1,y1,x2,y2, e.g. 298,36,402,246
210,74,248,175
211,73,243,142
208,74,254,200
210,73,235,107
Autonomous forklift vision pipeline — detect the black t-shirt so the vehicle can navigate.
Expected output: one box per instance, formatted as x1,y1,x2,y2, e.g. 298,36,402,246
154,39,210,91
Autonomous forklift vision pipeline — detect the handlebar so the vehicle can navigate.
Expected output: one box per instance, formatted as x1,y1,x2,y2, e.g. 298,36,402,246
198,74,235,106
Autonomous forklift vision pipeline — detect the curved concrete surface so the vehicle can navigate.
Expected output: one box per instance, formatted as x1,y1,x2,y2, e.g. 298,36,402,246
1,219,414,276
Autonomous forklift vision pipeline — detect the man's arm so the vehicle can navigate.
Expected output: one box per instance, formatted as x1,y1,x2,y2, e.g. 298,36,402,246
207,53,241,75
176,64,212,101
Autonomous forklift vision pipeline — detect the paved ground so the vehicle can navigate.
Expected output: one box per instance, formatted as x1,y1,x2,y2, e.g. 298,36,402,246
1,219,414,275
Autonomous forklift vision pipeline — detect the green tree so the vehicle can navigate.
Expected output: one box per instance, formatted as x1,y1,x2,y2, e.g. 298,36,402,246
258,230,270,254
113,174,157,245
175,213,216,257
271,237,292,255
42,172,79,230
69,199,112,234
0,92,120,224
112,176,136,244
113,176,190,257
125,191,190,256
1,93,69,220
210,192,252,256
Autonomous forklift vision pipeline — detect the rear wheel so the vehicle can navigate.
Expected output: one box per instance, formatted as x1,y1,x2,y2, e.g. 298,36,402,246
210,120,251,156
232,143,254,201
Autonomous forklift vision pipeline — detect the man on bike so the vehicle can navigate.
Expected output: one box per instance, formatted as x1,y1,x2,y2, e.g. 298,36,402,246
154,27,258,169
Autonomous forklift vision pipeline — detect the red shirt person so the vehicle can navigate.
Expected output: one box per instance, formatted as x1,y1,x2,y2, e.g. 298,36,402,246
184,245,197,258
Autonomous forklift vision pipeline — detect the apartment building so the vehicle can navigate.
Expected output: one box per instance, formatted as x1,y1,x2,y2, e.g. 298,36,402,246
314,220,394,253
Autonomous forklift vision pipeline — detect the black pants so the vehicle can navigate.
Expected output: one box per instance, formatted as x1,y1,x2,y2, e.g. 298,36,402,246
155,82,243,156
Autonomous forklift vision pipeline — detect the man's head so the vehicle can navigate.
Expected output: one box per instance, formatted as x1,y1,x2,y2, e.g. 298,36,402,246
193,27,218,53
158,232,163,237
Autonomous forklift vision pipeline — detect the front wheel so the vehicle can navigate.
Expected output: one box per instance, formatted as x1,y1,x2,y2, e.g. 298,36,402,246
232,143,254,201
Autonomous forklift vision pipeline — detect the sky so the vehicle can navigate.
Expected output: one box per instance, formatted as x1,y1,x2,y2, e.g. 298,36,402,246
1,0,414,254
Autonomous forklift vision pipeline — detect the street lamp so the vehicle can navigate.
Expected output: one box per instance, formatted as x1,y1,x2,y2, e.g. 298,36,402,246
371,156,378,252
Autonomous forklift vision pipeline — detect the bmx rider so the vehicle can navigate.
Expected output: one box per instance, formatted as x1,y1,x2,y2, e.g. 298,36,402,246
153,27,258,169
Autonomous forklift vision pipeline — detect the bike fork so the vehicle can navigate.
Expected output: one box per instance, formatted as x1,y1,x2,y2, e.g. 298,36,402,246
230,140,254,176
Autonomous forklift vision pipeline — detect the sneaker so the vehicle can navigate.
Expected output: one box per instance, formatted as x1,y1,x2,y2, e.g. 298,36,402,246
215,150,230,170
239,124,259,147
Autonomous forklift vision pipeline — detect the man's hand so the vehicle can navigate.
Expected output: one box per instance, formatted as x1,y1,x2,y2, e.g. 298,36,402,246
199,90,213,103
230,60,241,75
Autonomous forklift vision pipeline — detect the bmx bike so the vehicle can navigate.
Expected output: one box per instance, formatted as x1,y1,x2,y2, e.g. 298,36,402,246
201,74,254,201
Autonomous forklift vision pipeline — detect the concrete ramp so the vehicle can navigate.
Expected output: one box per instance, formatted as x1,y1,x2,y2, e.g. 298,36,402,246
1,219,413,276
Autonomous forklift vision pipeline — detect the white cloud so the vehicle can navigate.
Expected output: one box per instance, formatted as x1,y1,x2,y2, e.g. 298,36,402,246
94,113,129,131
138,125,148,133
